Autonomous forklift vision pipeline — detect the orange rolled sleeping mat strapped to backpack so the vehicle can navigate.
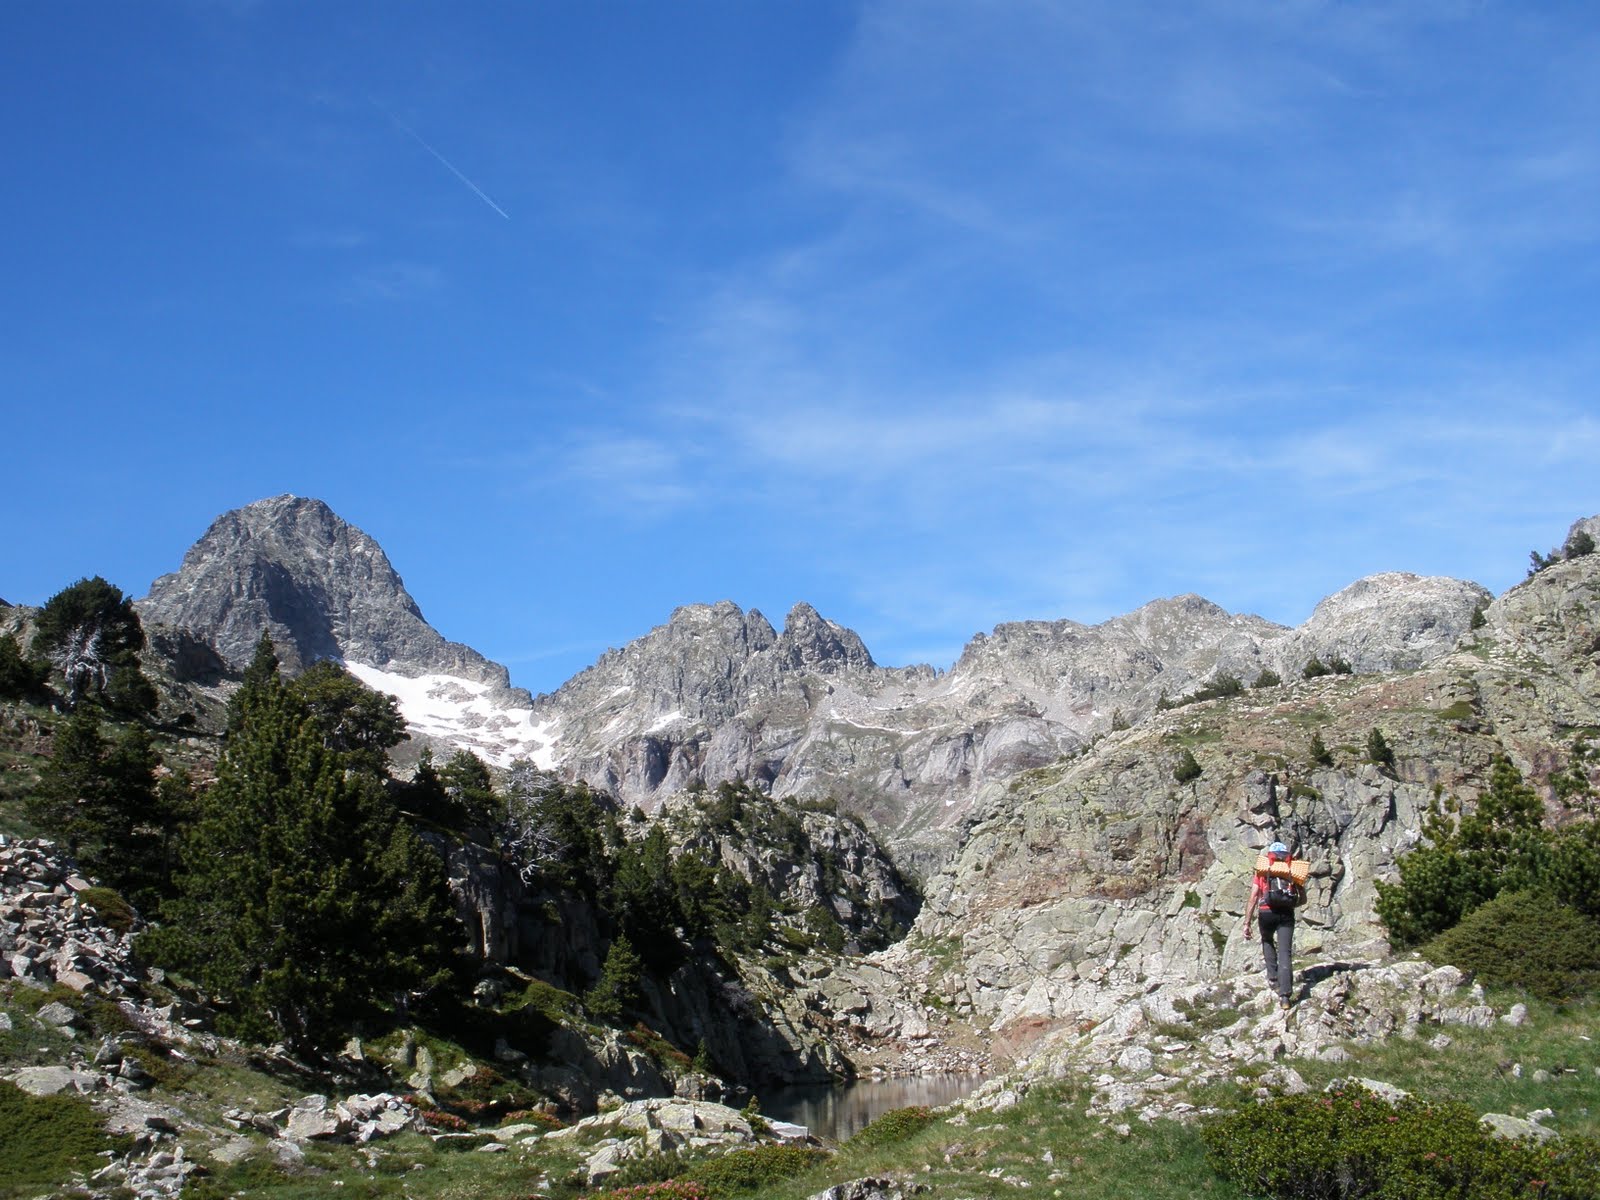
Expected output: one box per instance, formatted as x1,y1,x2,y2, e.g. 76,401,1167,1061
1254,853,1311,886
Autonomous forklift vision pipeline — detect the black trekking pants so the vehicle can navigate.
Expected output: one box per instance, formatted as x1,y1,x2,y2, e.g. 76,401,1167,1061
1257,908,1294,1002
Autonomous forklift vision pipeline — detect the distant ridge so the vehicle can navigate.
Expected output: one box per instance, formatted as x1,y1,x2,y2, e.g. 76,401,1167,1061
140,495,1494,865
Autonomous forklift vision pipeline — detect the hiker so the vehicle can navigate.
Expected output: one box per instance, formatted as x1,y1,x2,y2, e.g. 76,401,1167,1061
1244,840,1305,1010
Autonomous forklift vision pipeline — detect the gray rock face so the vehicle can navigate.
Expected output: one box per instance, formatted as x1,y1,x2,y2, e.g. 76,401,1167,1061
139,495,512,687
1264,573,1490,676
528,579,1491,867
807,541,1600,1069
135,495,1535,872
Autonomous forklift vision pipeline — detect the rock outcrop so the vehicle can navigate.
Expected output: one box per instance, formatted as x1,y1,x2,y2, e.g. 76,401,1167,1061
137,496,1503,867
806,540,1600,1070
137,495,549,766
524,578,1488,869
140,495,498,680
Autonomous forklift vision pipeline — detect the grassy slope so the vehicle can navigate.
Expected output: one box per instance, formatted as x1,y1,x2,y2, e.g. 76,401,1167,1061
7,974,1595,1199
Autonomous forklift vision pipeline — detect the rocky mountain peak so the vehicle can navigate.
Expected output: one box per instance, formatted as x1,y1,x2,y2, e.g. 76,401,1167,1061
138,495,506,687
776,602,876,672
1268,572,1491,675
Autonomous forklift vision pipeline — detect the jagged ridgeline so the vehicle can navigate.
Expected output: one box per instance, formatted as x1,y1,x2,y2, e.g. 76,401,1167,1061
129,494,1496,874
5,500,1600,1199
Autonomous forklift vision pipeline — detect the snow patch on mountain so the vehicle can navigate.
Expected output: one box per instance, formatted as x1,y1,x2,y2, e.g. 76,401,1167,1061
345,662,559,769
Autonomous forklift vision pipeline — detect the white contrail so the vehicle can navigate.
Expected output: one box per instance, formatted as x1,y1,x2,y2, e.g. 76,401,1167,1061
370,98,510,220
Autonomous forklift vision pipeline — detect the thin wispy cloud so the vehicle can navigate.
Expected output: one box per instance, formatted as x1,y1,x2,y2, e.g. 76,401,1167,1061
342,260,443,303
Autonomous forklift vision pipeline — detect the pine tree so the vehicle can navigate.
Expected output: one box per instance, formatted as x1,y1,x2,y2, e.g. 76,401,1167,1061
586,936,643,1024
226,633,281,736
1367,728,1395,770
1375,757,1547,946
1309,732,1333,767
0,633,47,700
288,661,408,776
28,706,110,856
439,750,501,831
1173,748,1203,784
28,710,170,905
31,576,155,713
610,826,685,971
147,658,461,1053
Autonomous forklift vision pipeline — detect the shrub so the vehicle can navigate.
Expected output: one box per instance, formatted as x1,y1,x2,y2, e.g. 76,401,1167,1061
742,1096,771,1137
1252,669,1282,689
1177,673,1245,707
683,1145,831,1192
1203,1083,1600,1200
1173,749,1203,784
846,1104,938,1150
602,1150,690,1190
1425,890,1600,1000
76,885,136,935
1375,758,1548,947
0,1079,133,1197
591,1183,712,1200
1367,728,1395,769
1302,657,1331,679
1308,732,1333,767
587,937,644,1023
0,633,47,701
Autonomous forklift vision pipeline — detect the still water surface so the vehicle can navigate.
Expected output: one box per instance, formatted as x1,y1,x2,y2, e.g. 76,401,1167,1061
761,1074,986,1143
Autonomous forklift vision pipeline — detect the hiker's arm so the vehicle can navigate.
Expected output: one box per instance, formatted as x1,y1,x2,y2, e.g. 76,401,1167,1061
1243,877,1261,938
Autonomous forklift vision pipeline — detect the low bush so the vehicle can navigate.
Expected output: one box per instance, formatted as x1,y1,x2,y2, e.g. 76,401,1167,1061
179,1153,296,1200
602,1149,690,1190
682,1144,830,1192
0,1079,133,1198
1203,1083,1600,1199
591,1182,713,1200
434,1063,541,1123
1173,750,1203,784
1425,890,1600,1000
76,886,136,934
845,1104,938,1150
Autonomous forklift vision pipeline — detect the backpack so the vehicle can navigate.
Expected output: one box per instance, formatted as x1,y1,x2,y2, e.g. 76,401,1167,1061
1266,871,1305,913
1256,851,1309,913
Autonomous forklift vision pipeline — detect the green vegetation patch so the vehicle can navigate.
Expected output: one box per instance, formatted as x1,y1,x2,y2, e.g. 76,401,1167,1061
76,885,137,934
1203,1081,1600,1200
0,1079,133,1199
1151,994,1242,1041
592,1182,713,1200
682,1144,831,1193
1426,891,1600,1001
844,1104,939,1150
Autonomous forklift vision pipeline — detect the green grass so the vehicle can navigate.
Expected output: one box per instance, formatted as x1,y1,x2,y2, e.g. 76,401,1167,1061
1168,726,1225,748
725,1082,1232,1200
1288,989,1600,1138
0,1079,133,1198
1283,706,1333,728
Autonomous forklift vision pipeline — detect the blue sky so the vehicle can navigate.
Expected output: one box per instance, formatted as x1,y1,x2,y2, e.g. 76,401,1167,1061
5,1,1598,695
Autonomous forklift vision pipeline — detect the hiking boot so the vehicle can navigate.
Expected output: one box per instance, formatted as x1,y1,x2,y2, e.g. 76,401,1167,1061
1278,999,1292,1011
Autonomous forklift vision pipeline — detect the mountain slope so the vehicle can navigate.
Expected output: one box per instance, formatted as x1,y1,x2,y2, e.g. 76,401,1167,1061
137,495,555,766
809,533,1600,1060
138,496,1492,864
